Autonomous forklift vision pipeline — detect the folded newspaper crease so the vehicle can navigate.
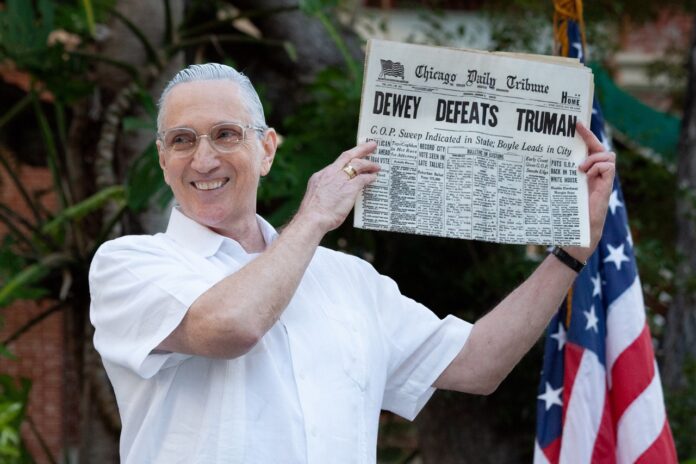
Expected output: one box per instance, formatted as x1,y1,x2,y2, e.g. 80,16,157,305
354,39,594,247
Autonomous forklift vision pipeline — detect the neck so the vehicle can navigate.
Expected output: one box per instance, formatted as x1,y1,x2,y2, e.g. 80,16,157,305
211,214,266,254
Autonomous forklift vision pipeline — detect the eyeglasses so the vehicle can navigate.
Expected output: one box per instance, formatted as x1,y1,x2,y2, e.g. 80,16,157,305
158,122,267,158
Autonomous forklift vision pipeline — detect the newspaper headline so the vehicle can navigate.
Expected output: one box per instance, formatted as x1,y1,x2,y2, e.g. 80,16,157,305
354,39,594,246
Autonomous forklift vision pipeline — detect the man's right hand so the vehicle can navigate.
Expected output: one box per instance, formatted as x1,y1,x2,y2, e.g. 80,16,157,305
295,141,380,233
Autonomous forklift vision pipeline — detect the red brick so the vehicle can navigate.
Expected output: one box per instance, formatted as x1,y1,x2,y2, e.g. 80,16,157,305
1,158,69,463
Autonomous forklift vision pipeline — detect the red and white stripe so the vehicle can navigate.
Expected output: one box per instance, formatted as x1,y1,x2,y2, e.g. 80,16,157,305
535,276,677,463
608,277,675,463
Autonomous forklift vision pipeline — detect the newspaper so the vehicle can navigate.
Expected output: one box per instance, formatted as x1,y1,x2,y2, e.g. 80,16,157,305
354,39,594,247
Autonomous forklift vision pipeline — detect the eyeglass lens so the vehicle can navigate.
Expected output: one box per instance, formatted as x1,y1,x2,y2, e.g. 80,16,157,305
164,123,246,154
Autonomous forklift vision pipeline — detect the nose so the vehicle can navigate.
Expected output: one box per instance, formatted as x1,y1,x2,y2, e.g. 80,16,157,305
189,136,221,173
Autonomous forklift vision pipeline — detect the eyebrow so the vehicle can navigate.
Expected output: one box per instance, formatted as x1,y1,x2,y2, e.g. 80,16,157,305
161,121,249,132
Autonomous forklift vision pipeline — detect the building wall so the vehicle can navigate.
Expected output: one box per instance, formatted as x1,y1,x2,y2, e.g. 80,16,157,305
612,12,693,112
0,157,70,463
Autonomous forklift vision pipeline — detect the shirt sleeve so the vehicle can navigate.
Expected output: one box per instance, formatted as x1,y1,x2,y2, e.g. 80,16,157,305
355,258,473,421
89,236,218,379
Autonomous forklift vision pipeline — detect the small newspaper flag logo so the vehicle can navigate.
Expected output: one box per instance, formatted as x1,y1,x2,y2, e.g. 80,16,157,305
379,59,405,80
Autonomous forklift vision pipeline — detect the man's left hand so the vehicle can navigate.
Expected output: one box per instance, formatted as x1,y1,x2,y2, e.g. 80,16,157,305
567,122,616,262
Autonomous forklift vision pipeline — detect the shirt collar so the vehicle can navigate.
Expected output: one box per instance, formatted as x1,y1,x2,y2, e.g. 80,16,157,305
165,207,279,258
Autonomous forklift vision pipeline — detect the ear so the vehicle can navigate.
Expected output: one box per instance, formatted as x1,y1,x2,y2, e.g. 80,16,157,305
156,140,171,186
259,128,278,177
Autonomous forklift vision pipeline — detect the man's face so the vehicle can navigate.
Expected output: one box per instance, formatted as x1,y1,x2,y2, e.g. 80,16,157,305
157,80,276,235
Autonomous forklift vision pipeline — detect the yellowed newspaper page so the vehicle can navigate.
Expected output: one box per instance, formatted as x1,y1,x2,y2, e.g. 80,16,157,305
354,39,594,246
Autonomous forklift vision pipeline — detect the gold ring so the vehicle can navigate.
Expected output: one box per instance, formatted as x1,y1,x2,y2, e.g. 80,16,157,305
342,164,357,179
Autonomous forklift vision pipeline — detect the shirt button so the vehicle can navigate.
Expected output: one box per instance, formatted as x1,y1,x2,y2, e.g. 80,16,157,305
311,427,318,437
299,372,306,380
351,324,358,333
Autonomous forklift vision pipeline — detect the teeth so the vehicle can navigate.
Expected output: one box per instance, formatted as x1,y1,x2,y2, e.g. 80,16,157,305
194,180,225,190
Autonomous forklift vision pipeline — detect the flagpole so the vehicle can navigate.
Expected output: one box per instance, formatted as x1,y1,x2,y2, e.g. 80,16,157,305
553,0,586,57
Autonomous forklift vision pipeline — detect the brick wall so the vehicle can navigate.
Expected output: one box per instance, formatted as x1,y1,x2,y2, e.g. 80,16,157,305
0,301,67,463
613,11,693,111
0,157,69,463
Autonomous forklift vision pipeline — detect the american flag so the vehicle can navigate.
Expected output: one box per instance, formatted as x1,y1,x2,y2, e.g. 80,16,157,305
533,13,678,464
379,59,405,80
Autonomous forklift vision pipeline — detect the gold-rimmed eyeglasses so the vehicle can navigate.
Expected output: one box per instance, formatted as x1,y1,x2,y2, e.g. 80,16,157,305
158,122,267,158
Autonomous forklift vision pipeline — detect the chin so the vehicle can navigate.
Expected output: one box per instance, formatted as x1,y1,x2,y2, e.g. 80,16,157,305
195,211,232,229
179,203,228,226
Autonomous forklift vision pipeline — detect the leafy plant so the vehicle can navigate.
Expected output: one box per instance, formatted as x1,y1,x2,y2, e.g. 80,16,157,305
0,0,95,102
0,375,32,463
0,1,160,459
259,65,363,224
0,0,307,458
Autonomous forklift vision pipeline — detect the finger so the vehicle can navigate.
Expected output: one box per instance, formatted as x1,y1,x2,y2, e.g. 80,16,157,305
332,141,378,169
350,172,379,188
578,151,615,172
576,122,605,155
343,158,380,176
585,161,615,179
363,172,379,184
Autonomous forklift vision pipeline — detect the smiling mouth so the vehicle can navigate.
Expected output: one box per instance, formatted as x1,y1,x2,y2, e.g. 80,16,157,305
191,178,229,191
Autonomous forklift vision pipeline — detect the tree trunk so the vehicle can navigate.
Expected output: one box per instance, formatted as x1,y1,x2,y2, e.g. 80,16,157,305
73,1,185,461
664,17,696,392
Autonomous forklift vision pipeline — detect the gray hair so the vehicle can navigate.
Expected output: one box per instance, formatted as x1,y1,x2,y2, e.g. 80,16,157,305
157,63,267,132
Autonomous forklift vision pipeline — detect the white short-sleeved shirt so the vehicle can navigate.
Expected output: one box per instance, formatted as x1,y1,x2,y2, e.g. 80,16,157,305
89,208,472,464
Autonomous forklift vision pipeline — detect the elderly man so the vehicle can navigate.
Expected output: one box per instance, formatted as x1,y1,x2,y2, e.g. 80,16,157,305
90,63,615,463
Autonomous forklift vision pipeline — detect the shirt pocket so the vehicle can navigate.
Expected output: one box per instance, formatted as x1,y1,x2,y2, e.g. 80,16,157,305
320,303,369,391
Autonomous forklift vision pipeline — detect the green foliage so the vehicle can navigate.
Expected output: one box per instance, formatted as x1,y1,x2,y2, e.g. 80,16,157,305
298,0,341,16
259,66,362,224
258,0,363,225
122,90,171,212
0,0,305,460
80,0,96,36
666,359,696,461
0,0,92,102
646,40,691,113
615,142,677,324
42,186,126,236
0,238,49,309
0,0,175,312
55,0,115,37
0,136,128,308
411,9,468,46
376,413,419,463
0,0,57,69
0,260,52,310
487,10,553,54
297,0,359,80
0,376,32,463
0,3,172,458
0,345,17,361
126,144,171,212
